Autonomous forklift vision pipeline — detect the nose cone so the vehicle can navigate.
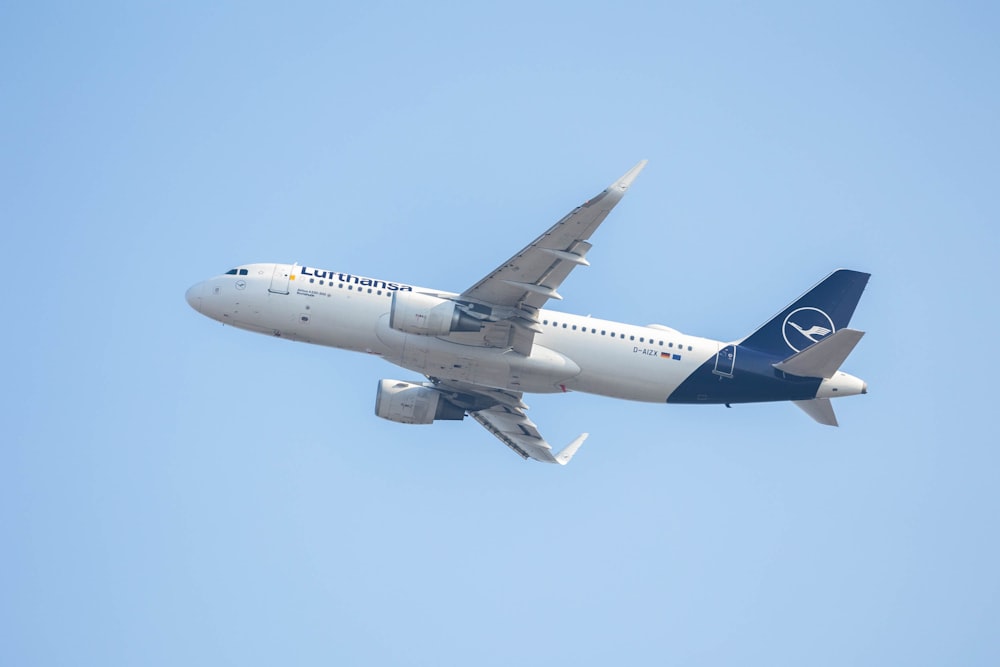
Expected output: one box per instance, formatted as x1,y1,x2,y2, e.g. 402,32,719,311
185,282,203,313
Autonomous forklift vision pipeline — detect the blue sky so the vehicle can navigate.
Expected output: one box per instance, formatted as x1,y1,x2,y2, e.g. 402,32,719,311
3,2,998,664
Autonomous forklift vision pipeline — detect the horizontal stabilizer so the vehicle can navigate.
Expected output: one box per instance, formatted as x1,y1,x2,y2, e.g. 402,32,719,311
773,328,865,379
793,398,839,426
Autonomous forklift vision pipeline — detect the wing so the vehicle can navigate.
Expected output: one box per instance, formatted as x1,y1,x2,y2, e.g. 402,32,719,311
471,404,587,465
458,160,647,354
433,379,587,465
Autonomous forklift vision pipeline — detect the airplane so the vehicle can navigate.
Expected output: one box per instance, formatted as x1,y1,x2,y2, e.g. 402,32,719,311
185,161,870,465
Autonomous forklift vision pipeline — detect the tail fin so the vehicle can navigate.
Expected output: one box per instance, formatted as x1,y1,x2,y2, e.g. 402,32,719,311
740,269,870,357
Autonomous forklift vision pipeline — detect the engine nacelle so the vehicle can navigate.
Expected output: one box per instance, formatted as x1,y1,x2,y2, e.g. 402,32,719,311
374,380,466,425
389,291,482,336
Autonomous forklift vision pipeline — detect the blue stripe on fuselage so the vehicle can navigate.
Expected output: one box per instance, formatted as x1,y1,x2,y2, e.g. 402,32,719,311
667,345,821,404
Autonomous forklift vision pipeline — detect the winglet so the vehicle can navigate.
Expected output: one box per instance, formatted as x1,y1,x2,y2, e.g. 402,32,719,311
554,433,588,465
614,160,648,192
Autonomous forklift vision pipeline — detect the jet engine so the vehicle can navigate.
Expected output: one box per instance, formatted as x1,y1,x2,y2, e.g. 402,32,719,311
374,379,466,424
389,291,482,336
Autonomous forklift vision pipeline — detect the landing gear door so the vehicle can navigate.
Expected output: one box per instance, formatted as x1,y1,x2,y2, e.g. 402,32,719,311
269,264,292,295
713,344,736,378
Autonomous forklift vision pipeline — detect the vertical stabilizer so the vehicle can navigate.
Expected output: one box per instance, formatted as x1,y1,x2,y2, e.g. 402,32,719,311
740,269,870,358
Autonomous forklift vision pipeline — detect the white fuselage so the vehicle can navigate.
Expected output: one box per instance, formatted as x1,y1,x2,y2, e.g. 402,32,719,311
185,162,869,451
185,263,720,402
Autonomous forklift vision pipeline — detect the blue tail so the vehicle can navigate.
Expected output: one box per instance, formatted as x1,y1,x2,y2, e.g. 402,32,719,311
739,269,871,358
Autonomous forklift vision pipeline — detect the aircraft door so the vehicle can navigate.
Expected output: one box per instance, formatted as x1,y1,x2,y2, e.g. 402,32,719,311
713,344,736,378
269,264,291,294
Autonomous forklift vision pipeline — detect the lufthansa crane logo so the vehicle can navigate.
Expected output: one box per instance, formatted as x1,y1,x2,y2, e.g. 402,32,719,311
782,307,835,352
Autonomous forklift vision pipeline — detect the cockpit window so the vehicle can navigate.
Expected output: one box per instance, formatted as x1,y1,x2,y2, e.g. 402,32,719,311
225,269,238,275
239,269,248,275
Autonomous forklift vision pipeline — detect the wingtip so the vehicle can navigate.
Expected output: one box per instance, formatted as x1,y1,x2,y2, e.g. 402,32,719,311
615,160,648,190
554,432,588,465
